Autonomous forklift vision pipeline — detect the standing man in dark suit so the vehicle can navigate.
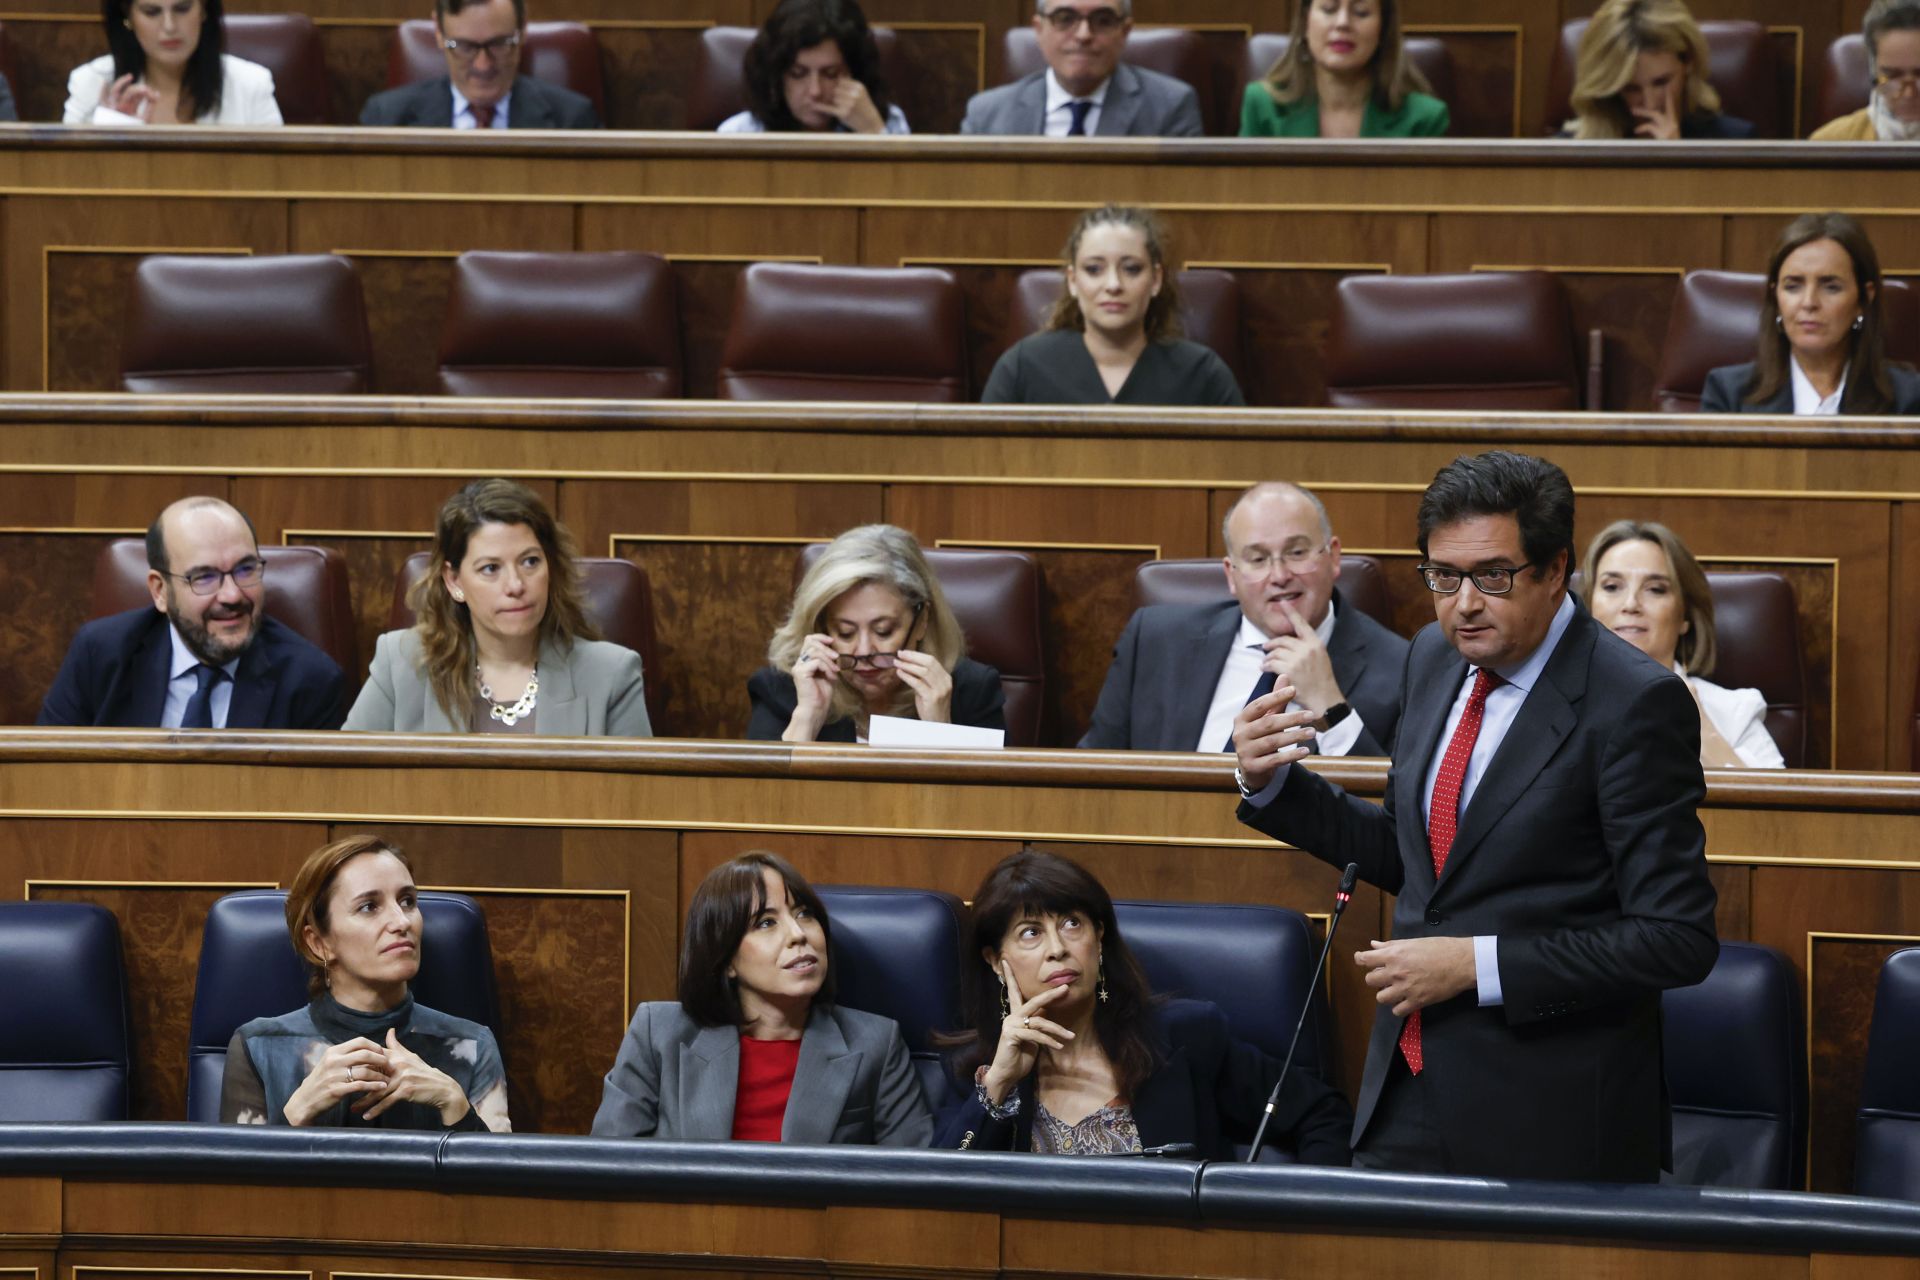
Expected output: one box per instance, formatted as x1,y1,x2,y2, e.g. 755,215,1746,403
39,498,347,730
960,0,1203,138
1232,451,1717,1183
359,0,600,130
1081,481,1406,756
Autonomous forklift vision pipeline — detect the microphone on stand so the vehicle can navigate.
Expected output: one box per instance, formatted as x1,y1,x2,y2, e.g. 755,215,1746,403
1245,862,1359,1164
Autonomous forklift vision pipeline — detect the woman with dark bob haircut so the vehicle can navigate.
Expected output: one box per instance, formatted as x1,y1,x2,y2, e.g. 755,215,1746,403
936,849,1351,1161
220,835,510,1130
1701,212,1920,415
66,0,282,125
719,0,908,134
593,851,933,1144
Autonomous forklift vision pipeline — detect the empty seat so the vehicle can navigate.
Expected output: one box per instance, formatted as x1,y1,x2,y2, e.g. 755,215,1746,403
1660,942,1805,1189
1241,33,1456,126
815,884,966,1108
1132,555,1397,633
1546,18,1783,137
390,552,665,729
223,14,331,124
794,543,1045,747
1814,34,1871,132
121,255,372,395
1009,267,1248,391
437,251,683,399
1001,26,1220,134
1325,272,1582,411
91,539,359,682
387,20,606,119
719,263,967,402
0,901,130,1122
1856,947,1920,1200
683,24,910,130
1707,572,1808,768
187,888,499,1122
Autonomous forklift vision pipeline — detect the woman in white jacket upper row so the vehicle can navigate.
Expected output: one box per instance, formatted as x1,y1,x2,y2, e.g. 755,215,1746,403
63,0,282,126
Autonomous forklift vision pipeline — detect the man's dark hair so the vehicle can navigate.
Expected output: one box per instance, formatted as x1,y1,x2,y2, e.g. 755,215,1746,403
146,498,260,575
1416,451,1575,581
437,0,526,26
744,0,892,131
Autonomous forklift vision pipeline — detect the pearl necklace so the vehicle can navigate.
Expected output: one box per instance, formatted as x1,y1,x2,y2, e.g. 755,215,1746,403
477,665,538,726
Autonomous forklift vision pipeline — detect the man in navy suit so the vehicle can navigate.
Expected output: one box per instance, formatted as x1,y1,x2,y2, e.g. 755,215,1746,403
359,0,600,130
1232,451,1717,1182
38,498,347,730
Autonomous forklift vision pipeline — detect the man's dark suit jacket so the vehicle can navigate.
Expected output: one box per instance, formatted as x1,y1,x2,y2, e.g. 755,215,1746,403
1079,591,1408,755
1700,360,1920,415
744,657,1006,742
358,74,600,128
38,607,348,730
1239,601,1718,1182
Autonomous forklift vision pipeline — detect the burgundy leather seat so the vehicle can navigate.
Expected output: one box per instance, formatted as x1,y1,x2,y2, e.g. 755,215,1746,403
120,255,372,395
1002,27,1221,134
792,543,1045,747
1009,267,1247,389
1241,33,1456,125
683,24,909,130
1546,18,1782,137
1814,34,1872,132
1654,271,1920,412
719,263,967,402
91,539,358,679
437,251,683,398
1131,555,1397,633
389,552,664,727
388,20,606,119
1324,272,1582,411
223,14,331,124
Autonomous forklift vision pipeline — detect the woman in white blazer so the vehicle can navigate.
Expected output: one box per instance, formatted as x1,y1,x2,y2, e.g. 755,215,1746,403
345,478,652,738
66,0,282,126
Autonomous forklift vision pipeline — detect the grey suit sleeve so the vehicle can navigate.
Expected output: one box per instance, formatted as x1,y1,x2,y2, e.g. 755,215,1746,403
1165,84,1205,138
603,647,653,738
959,93,986,135
342,632,399,731
870,1023,935,1147
0,74,18,123
1079,609,1145,749
592,1002,663,1137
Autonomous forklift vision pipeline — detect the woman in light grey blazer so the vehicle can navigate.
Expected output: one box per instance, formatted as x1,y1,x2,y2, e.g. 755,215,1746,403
345,479,651,737
592,852,932,1145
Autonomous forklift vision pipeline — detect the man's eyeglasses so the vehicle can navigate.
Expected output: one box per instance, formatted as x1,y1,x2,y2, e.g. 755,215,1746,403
164,559,266,596
1041,6,1127,35
1417,562,1535,596
443,34,522,61
1233,542,1329,575
1874,68,1920,93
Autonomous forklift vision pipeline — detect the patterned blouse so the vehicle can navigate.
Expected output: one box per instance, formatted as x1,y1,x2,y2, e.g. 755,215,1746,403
1031,1097,1142,1155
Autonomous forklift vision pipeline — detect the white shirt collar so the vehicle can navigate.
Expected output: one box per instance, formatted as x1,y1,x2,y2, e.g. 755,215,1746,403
1236,596,1338,650
1045,67,1111,115
167,620,242,681
450,83,512,129
1789,356,1847,415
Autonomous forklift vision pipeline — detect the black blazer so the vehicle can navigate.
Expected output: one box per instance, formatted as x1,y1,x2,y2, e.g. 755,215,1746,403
1682,111,1755,139
981,330,1244,407
1239,602,1718,1182
745,657,1006,742
38,607,348,730
359,74,601,128
1080,591,1408,755
934,998,1352,1164
1700,360,1920,415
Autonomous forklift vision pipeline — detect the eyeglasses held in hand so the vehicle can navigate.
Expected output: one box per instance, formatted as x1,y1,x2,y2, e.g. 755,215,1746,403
165,558,266,596
1416,562,1536,595
1041,6,1126,35
443,34,522,61
835,652,905,671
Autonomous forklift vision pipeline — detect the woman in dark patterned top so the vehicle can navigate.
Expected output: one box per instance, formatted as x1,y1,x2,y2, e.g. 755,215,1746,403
221,835,510,1131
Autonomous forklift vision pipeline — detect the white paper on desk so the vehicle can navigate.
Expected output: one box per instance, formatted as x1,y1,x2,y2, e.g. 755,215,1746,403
866,715,1005,750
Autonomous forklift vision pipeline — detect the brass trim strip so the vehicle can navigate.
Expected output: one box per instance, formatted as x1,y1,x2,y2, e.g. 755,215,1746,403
662,252,824,264
0,526,142,535
1470,264,1688,276
934,537,1164,557
608,531,823,556
1184,259,1393,273
284,528,433,541
72,1269,309,1279
335,249,462,259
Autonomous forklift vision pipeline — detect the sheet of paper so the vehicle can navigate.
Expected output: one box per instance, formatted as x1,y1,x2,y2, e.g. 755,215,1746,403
866,715,1006,750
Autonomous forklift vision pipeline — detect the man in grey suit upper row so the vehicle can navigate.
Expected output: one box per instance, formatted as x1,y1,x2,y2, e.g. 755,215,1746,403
961,0,1204,138
1081,481,1409,757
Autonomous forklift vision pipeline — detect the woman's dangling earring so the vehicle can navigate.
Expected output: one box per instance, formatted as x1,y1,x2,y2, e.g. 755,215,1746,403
1854,314,1866,332
1097,952,1109,1004
998,979,1010,1019
1775,315,1784,329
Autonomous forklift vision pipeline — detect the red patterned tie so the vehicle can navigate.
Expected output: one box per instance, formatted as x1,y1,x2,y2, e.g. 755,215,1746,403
471,102,496,130
1400,667,1503,1075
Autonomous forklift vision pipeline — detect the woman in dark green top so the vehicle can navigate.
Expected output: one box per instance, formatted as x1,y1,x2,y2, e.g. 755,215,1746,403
1240,0,1449,139
982,204,1243,407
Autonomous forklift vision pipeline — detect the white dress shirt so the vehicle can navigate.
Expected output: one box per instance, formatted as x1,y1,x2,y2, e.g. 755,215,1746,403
1683,664,1786,769
1043,68,1111,136
452,84,511,129
1789,357,1847,415
1197,602,1364,756
161,623,241,730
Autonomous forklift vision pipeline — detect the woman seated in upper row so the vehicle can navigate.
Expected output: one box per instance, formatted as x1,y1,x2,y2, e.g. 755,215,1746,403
984,204,1244,407
1703,211,1920,415
66,0,282,126
1240,0,1449,139
1560,0,1752,140
345,478,653,736
720,0,908,135
1815,0,1920,141
748,523,1005,743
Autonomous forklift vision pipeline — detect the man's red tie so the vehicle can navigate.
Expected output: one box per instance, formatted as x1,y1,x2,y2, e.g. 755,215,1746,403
471,103,496,130
1400,666,1503,1075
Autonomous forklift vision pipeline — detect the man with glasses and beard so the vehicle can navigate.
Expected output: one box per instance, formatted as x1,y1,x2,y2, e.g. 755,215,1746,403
961,0,1203,137
39,497,347,730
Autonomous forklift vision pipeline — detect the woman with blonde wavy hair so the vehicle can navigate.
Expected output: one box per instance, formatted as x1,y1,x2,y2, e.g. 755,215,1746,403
747,524,1004,742
345,478,651,736
1561,0,1754,140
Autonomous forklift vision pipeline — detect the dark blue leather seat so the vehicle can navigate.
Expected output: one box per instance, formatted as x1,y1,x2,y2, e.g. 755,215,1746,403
1661,941,1805,1189
1857,948,1920,1200
816,885,966,1110
0,901,130,1121
186,889,501,1123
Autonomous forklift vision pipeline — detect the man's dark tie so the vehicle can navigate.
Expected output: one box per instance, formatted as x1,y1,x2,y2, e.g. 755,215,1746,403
1222,669,1278,753
471,102,496,130
181,663,227,730
1066,100,1093,136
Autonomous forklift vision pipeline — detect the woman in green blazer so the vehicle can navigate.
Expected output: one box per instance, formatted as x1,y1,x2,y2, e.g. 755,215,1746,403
1241,0,1449,139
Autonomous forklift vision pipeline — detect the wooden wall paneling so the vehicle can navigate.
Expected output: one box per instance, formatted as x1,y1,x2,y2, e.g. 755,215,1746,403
1711,862,1754,941
1729,0,1841,138
1222,265,1388,408
680,830,1020,911
313,21,391,127
585,23,716,132
1406,27,1522,138
1412,0,1556,136
2,16,106,123
1725,212,1920,279
1892,502,1920,771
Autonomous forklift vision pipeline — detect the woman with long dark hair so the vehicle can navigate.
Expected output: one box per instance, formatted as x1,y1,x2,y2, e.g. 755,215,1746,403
66,0,282,125
719,0,906,134
1240,0,1448,138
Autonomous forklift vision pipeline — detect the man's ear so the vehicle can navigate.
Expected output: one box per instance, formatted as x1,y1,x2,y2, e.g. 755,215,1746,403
147,570,168,613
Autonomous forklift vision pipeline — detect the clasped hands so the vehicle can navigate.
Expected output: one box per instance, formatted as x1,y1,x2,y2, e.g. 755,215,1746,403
284,1028,471,1127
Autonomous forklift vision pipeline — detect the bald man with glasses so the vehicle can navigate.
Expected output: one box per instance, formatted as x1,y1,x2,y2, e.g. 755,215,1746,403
961,0,1203,137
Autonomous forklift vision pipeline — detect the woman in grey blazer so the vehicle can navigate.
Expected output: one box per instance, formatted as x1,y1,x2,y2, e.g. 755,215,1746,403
592,852,932,1145
345,479,651,737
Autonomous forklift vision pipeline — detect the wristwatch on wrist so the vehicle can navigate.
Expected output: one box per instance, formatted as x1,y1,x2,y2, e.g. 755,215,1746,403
1314,701,1353,732
1234,766,1260,798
